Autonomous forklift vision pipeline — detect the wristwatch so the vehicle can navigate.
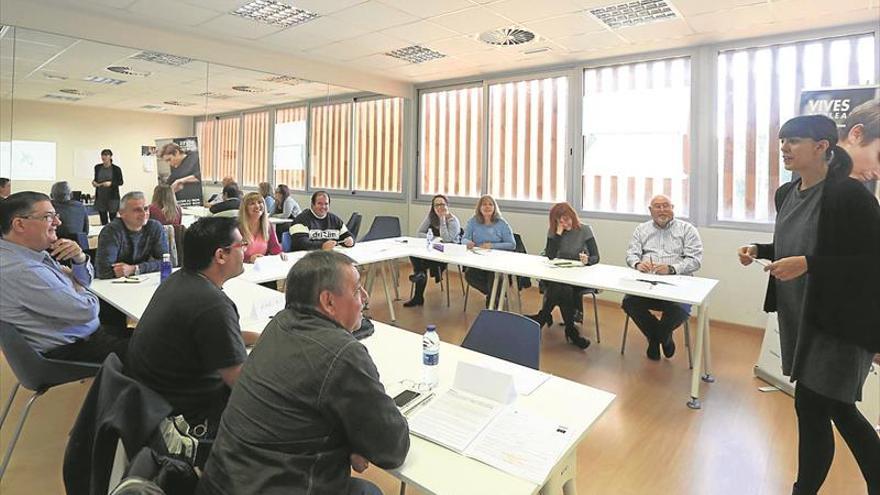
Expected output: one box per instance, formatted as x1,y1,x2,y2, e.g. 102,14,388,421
134,265,141,276
668,266,676,275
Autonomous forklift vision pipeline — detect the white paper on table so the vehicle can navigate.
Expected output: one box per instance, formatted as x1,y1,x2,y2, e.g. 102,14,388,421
466,408,572,485
408,388,505,453
252,255,285,272
461,358,550,396
250,292,285,320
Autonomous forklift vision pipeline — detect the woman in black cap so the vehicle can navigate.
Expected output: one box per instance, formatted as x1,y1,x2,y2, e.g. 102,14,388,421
737,114,880,495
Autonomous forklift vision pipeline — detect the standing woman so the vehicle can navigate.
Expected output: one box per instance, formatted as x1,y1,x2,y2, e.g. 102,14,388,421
239,192,286,263
403,194,461,307
737,115,880,495
92,148,123,225
149,184,182,226
259,182,276,214
462,195,515,308
528,202,599,349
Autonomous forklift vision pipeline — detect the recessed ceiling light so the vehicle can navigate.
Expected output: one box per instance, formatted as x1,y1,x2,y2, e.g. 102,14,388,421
263,75,302,86
42,72,69,81
386,45,446,64
130,51,193,67
589,0,677,29
232,1,319,28
479,27,536,46
58,88,93,96
232,85,266,93
141,104,167,111
43,94,81,102
163,100,196,107
83,75,127,85
195,92,233,100
106,66,151,77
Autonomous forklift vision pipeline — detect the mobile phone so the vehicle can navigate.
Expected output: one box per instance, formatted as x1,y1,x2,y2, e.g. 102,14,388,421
393,389,421,408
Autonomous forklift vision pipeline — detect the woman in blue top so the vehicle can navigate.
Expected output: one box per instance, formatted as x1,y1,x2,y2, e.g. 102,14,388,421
404,194,461,307
463,195,515,307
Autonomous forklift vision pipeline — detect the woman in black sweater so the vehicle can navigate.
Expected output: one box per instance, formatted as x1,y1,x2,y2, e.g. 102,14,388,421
527,202,599,350
737,115,880,495
92,148,123,225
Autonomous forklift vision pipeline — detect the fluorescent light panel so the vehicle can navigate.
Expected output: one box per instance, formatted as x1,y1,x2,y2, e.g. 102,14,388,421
589,0,677,29
386,45,446,64
232,0,319,28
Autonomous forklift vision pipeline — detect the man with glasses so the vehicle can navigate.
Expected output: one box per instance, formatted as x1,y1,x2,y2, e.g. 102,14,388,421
623,194,704,361
127,217,254,453
0,192,130,362
199,250,408,495
95,191,168,279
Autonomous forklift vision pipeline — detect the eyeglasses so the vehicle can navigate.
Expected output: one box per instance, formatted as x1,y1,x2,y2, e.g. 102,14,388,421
19,212,61,222
222,240,250,251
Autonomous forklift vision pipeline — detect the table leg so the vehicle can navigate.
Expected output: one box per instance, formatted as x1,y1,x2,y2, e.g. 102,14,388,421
489,272,501,310
687,302,711,409
539,450,578,495
701,301,715,383
497,275,509,311
380,262,396,322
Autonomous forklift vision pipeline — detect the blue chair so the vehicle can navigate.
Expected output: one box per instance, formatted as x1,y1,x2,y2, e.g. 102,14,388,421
359,216,401,242
0,321,101,480
281,231,292,252
461,310,541,370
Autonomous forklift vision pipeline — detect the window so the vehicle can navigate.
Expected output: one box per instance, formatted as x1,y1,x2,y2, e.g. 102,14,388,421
419,86,483,198
195,119,216,181
488,76,568,203
716,33,876,222
274,106,308,191
242,111,269,187
309,101,351,191
582,57,692,216
215,116,240,183
353,97,404,193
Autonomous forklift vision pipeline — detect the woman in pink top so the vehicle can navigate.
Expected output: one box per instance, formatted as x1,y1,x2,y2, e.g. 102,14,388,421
239,192,287,263
149,184,182,226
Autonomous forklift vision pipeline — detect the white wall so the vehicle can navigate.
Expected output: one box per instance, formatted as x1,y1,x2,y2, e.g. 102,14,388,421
2,99,193,198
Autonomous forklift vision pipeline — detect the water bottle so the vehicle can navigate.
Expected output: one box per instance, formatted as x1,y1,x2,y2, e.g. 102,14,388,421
422,325,440,388
425,229,434,251
160,253,172,282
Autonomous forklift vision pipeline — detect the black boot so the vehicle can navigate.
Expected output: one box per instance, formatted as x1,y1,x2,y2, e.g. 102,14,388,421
404,276,427,307
564,325,590,349
525,311,551,328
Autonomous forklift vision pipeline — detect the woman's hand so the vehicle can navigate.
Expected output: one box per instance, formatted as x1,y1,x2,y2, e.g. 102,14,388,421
555,223,564,236
280,252,288,261
171,179,184,193
466,241,476,249
737,245,758,266
480,242,492,249
765,256,808,281
578,252,589,265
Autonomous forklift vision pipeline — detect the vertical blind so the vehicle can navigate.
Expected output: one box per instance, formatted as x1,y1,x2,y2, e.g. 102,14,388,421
419,86,483,198
488,76,568,203
195,119,216,182
309,102,351,190
353,97,404,193
215,116,240,182
274,106,308,191
242,111,268,187
716,33,875,222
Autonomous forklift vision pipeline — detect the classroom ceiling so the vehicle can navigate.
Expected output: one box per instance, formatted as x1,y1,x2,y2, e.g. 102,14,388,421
1,0,877,115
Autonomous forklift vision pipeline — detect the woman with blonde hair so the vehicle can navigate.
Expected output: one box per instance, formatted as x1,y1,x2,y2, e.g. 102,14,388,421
462,194,515,307
238,192,286,263
148,184,181,226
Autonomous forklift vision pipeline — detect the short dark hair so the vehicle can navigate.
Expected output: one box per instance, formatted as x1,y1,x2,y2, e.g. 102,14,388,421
222,183,241,199
285,250,354,309
310,190,330,206
0,191,50,235
159,142,182,157
0,178,9,188
182,217,239,271
101,149,113,156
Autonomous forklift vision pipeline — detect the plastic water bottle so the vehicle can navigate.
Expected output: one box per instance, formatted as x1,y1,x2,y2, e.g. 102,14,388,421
426,229,434,251
160,253,172,282
422,325,440,388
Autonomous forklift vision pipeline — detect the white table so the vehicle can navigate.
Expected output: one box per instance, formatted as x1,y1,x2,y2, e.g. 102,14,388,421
365,322,615,495
181,206,212,218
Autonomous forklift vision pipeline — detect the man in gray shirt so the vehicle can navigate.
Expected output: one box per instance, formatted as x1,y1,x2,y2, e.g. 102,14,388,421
0,192,129,362
623,194,703,361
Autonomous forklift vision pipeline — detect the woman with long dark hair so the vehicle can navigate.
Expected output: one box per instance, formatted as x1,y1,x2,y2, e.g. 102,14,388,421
92,148,123,225
403,194,461,307
738,114,880,495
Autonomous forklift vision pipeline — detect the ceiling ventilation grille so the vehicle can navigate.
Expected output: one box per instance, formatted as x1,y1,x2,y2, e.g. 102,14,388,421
83,75,126,85
232,85,267,93
131,51,193,67
263,75,302,86
385,45,446,64
478,27,535,46
232,1,319,28
43,94,81,102
141,104,166,111
58,89,92,96
106,66,151,77
589,0,677,29
195,92,233,100
163,100,196,107
42,72,69,81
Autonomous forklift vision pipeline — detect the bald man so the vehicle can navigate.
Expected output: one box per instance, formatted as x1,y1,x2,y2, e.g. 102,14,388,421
623,195,703,361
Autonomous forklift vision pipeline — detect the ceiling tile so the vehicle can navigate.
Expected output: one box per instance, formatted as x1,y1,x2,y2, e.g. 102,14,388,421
376,0,473,18
554,30,626,52
329,1,420,31
127,0,222,27
259,29,334,52
275,15,369,43
484,0,586,23
427,35,496,55
667,0,767,16
686,4,775,34
178,0,249,13
380,21,460,44
293,0,369,16
431,6,512,35
614,18,695,43
347,53,413,70
197,14,287,40
83,0,138,8
523,12,606,40
304,31,409,61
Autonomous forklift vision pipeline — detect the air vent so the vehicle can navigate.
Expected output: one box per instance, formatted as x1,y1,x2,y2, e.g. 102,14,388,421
83,75,126,85
130,51,193,67
106,66,151,77
522,47,552,55
163,100,196,107
479,28,535,46
42,72,68,81
232,0,319,28
195,92,233,100
263,75,301,86
58,88,93,96
43,94,81,102
141,104,167,111
589,0,677,29
385,45,446,64
232,85,266,93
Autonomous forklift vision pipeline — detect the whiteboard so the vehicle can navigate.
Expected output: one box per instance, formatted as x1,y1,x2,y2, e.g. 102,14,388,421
0,140,57,180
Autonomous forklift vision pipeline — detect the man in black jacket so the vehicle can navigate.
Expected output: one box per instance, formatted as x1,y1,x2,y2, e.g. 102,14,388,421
198,250,409,495
288,190,354,251
208,183,241,215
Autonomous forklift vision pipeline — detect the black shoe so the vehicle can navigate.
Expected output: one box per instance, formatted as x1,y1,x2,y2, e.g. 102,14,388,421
526,312,549,328
403,298,424,307
564,325,590,350
646,340,661,361
662,335,676,358
409,272,427,283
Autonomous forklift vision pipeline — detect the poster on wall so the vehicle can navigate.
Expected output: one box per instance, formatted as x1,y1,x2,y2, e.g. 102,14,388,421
155,137,203,207
141,145,157,173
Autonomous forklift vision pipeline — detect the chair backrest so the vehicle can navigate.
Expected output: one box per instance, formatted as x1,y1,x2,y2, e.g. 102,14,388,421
360,215,401,242
0,321,101,392
211,209,239,218
346,212,363,240
164,224,186,268
461,310,541,370
512,233,532,290
281,231,292,252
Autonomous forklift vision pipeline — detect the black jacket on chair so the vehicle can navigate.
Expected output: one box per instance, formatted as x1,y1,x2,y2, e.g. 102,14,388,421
64,353,173,495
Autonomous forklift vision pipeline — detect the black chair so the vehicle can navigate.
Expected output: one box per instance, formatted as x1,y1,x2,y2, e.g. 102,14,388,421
346,212,363,240
359,215,401,242
0,321,101,480
461,310,541,369
463,233,529,312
